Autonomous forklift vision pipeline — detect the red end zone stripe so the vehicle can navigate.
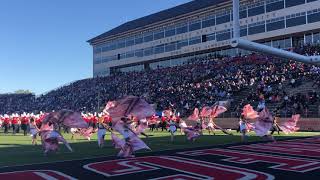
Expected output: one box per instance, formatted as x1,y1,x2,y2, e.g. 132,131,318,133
229,142,320,158
263,141,320,149
287,137,320,143
83,156,274,180
149,174,204,180
0,170,76,180
178,148,320,172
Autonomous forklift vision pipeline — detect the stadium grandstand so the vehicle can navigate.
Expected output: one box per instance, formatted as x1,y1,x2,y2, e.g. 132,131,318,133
1,0,320,121
88,0,320,76
2,1,320,179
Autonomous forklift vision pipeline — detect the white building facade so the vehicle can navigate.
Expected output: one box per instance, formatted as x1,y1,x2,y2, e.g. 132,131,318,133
88,0,320,76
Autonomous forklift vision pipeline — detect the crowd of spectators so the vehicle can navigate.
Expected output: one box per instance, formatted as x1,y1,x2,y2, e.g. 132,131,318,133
1,45,320,118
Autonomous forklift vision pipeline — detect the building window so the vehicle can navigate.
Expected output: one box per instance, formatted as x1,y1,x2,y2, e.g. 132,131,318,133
266,20,285,31
264,41,272,46
240,25,247,37
216,30,231,41
94,47,101,54
143,32,154,42
109,43,117,51
126,37,135,47
126,51,135,58
177,40,189,49
119,53,126,60
272,39,285,49
165,42,177,52
240,9,247,19
117,39,126,49
305,34,313,44
207,33,216,41
286,12,306,28
216,14,230,25
284,38,292,48
165,27,176,37
285,0,305,8
144,47,154,56
101,45,109,53
94,57,101,64
154,44,165,54
154,30,165,40
119,65,144,73
135,35,143,45
189,20,201,31
135,49,144,57
189,36,202,45
266,0,284,13
202,16,215,28
176,23,188,34
307,9,320,24
313,33,320,44
266,17,285,31
248,21,265,35
248,5,265,17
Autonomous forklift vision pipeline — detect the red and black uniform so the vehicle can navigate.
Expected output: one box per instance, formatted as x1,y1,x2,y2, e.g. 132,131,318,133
11,117,19,134
161,116,168,131
21,116,29,136
175,116,181,130
149,115,158,132
3,118,10,134
83,116,90,124
90,116,98,129
104,115,112,127
36,114,47,128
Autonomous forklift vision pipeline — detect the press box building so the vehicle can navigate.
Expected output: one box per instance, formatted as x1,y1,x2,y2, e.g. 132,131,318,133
88,0,320,76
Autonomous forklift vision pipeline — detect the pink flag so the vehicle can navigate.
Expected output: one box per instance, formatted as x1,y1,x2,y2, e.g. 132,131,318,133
279,114,300,134
107,96,155,123
113,121,129,137
211,105,227,118
163,110,173,117
254,108,273,137
40,123,54,131
79,127,94,139
135,120,148,135
184,128,201,141
246,122,254,132
42,110,87,128
188,108,199,121
242,104,259,120
200,106,212,117
103,101,116,113
111,130,150,158
111,132,125,149
129,136,151,151
179,121,188,129
40,130,64,153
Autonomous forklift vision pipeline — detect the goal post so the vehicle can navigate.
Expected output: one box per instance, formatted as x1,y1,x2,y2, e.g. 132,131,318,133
231,0,320,65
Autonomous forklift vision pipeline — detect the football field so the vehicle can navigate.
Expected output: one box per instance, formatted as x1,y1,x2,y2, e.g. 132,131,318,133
0,130,318,167
1,130,320,179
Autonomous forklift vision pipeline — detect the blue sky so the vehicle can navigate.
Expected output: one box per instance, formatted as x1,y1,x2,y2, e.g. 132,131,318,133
0,0,190,95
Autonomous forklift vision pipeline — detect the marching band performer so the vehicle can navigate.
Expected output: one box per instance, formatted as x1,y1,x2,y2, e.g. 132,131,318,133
29,118,40,145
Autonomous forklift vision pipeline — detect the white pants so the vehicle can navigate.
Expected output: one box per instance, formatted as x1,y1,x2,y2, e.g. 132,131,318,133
97,129,106,145
169,125,177,133
30,129,38,136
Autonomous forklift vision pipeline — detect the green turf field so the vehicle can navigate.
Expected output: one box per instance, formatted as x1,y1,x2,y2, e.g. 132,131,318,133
0,130,319,167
